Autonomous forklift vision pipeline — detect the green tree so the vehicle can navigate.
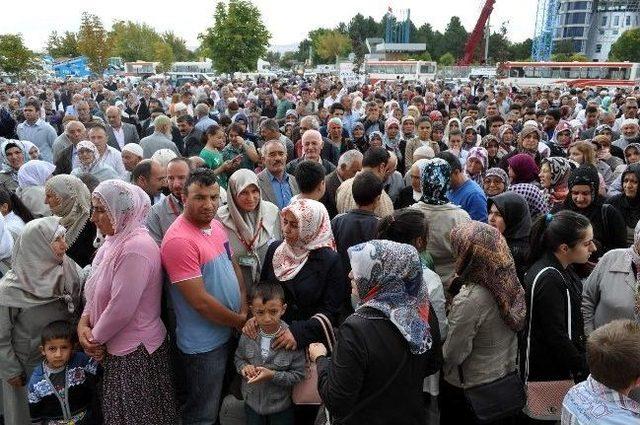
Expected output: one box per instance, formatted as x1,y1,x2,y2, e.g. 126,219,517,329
154,41,174,72
308,28,332,64
551,39,575,61
47,31,79,58
0,34,39,76
162,31,195,62
569,53,588,61
109,21,163,62
315,30,351,63
609,28,640,61
438,52,455,66
442,17,468,60
509,38,533,61
77,12,111,74
264,51,281,66
199,0,270,73
293,39,313,64
347,14,381,70
279,51,297,69
415,23,442,59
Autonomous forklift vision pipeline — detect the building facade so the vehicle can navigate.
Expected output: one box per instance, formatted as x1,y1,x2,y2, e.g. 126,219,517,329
553,0,640,61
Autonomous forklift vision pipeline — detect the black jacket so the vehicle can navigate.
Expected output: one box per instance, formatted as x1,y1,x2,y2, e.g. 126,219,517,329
395,186,418,209
53,145,74,175
318,306,442,425
66,221,97,268
183,129,205,157
261,242,348,347
330,209,379,278
522,252,588,383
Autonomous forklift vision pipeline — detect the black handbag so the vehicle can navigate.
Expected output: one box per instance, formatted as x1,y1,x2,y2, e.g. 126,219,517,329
459,366,527,424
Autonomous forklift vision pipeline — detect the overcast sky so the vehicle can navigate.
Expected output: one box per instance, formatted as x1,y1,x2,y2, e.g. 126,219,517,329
5,0,538,52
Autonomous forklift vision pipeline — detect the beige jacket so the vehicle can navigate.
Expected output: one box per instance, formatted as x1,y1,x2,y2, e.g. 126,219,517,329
443,284,518,388
410,202,471,288
336,176,394,218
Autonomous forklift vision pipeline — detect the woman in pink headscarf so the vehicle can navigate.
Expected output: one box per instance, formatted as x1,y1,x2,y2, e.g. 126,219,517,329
77,179,177,424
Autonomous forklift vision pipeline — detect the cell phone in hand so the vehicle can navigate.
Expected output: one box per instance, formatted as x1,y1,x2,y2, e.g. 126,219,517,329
233,154,243,162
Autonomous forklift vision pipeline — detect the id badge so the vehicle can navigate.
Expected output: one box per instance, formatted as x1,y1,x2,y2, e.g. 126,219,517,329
238,254,258,267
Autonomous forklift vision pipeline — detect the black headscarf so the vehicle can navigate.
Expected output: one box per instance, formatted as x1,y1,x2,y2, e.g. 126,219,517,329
564,164,603,217
608,163,640,228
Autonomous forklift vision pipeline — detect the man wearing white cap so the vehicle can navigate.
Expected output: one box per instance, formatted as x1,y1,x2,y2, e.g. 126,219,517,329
121,143,143,181
613,119,640,150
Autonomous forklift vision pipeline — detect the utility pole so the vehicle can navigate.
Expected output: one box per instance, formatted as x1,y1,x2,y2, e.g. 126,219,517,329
484,15,490,64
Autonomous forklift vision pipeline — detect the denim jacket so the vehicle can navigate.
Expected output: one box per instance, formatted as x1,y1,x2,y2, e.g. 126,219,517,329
234,322,305,415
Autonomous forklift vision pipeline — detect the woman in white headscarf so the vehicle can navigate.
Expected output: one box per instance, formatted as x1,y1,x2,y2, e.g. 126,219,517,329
71,141,120,182
0,217,82,425
20,141,40,160
16,160,55,218
216,169,280,288
45,174,96,267
0,140,28,193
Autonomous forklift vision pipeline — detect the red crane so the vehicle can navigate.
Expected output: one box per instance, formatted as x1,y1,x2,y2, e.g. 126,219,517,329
459,0,496,65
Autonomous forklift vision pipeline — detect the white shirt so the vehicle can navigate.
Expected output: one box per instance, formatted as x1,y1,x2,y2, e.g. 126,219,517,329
98,146,126,176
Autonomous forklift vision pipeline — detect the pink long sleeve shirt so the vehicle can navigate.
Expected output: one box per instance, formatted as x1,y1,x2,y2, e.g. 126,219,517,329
84,233,166,356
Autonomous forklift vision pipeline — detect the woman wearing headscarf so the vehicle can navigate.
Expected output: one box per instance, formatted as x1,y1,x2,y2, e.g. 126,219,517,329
443,118,462,145
464,146,488,186
21,140,40,160
216,169,280,288
0,139,28,193
312,240,442,425
44,174,96,267
462,126,480,151
71,141,120,182
550,120,573,154
441,221,525,424
583,220,640,337
481,135,501,169
488,192,532,284
382,117,403,166
555,164,626,276
507,153,540,185
539,157,573,210
483,167,509,197
498,124,516,155
255,198,347,424
77,180,177,424
410,158,471,289
0,217,82,425
351,122,369,154
609,143,640,196
499,125,544,171
16,160,55,218
608,163,640,245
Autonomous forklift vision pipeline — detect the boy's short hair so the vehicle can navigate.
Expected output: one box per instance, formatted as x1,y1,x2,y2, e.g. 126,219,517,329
352,170,383,206
587,319,640,391
250,282,286,304
294,160,325,194
41,320,74,346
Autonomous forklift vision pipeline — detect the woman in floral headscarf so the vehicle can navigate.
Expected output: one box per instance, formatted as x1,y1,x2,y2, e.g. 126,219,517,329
77,180,177,424
71,141,120,183
464,146,488,186
539,157,573,209
311,240,442,425
411,158,471,289
440,221,525,424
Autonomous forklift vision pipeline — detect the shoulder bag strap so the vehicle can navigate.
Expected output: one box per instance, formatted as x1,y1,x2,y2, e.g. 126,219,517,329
312,313,336,353
524,266,571,384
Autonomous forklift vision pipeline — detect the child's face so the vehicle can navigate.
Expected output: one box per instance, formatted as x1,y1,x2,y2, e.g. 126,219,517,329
250,298,286,334
208,131,225,150
40,338,72,369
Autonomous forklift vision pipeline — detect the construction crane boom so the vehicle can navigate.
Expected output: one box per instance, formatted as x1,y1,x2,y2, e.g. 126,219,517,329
459,0,496,65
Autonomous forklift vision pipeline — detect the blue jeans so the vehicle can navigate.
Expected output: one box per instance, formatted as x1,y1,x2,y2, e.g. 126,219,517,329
181,342,229,425
245,404,294,425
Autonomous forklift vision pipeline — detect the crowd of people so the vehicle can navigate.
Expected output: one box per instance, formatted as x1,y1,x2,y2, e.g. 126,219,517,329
0,73,640,425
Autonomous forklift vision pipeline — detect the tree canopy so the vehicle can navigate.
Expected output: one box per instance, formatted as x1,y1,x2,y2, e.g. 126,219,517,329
199,0,270,73
0,34,39,76
609,28,640,62
77,12,111,74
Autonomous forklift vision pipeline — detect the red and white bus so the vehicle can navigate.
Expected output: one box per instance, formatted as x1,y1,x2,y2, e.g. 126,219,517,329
496,61,640,88
364,60,437,84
